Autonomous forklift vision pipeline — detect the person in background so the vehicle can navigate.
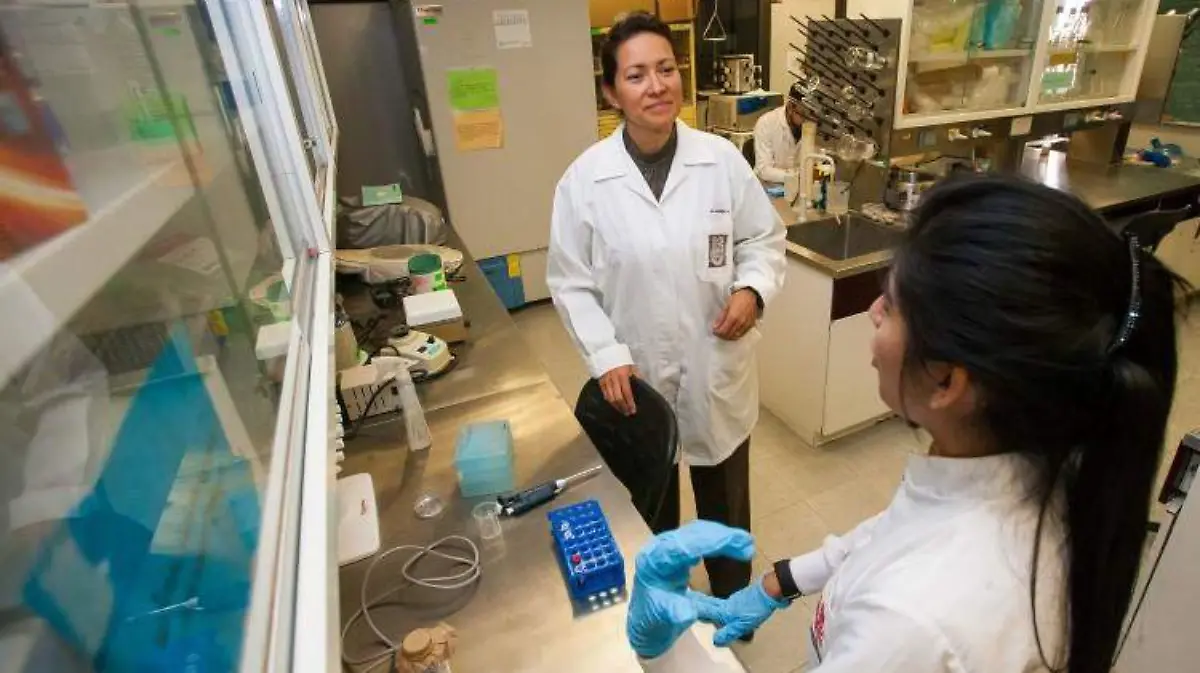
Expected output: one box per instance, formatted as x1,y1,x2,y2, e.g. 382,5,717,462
547,11,785,604
626,176,1184,673
752,82,809,184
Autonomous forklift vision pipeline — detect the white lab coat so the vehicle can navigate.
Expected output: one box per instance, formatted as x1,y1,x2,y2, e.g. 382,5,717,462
753,107,799,185
641,452,1068,672
547,121,786,466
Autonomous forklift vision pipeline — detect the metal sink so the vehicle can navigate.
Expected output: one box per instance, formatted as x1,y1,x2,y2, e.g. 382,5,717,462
785,213,904,262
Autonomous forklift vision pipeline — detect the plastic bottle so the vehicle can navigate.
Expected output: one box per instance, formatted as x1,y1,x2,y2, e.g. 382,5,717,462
1064,8,1079,47
398,624,456,673
984,0,1022,49
396,366,432,452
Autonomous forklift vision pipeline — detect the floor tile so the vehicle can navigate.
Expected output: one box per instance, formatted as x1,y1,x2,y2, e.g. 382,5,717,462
510,302,589,403
751,444,861,503
804,476,893,536
752,501,829,563
730,594,817,673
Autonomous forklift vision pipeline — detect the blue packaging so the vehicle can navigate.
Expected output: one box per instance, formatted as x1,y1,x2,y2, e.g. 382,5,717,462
454,420,515,496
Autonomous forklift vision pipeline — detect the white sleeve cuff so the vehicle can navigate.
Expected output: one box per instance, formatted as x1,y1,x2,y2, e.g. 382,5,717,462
587,343,634,378
638,628,746,673
789,548,835,596
735,267,779,304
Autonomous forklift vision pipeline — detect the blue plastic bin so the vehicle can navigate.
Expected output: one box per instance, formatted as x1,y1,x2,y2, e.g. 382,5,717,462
478,256,526,309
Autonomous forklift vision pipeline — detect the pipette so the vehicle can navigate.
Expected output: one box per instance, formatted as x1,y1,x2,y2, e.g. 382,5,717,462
497,465,604,517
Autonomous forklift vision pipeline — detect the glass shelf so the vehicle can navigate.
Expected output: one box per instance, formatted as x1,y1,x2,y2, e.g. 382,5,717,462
903,0,1044,119
1035,0,1148,105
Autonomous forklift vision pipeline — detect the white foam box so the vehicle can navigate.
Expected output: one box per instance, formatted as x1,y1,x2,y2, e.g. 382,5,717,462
402,289,467,343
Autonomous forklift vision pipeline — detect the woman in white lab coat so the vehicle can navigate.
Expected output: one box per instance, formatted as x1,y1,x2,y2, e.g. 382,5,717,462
546,12,785,600
625,177,1183,673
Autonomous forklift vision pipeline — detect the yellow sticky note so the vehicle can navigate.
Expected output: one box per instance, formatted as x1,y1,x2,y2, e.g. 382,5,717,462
506,253,521,277
453,108,504,151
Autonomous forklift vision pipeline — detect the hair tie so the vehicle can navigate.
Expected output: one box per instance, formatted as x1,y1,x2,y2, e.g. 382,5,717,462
1107,234,1143,355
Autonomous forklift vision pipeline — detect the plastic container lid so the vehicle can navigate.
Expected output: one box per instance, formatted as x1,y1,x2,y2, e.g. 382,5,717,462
401,629,433,660
408,253,442,275
455,421,513,461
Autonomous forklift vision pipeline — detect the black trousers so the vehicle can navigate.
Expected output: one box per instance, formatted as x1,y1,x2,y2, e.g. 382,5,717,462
650,438,752,599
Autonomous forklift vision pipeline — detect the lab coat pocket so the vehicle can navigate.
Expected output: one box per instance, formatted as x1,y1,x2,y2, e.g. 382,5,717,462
699,213,735,285
709,327,762,402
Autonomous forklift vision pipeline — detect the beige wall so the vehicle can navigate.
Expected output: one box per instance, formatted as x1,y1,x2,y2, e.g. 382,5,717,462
768,0,836,94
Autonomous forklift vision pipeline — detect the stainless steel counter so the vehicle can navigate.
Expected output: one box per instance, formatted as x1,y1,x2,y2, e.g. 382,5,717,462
337,235,743,672
1017,149,1200,215
773,154,1200,279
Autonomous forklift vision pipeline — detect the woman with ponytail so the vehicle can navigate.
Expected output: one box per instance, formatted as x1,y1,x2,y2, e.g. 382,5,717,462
624,176,1184,673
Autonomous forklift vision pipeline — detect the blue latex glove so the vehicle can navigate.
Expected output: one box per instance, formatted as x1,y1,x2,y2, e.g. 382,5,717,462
626,521,756,658
692,577,791,647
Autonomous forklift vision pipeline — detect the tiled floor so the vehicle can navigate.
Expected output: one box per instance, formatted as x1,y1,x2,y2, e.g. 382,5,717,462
511,300,1200,673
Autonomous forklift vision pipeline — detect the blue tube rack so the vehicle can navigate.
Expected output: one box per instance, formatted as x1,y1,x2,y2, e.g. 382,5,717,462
547,500,626,608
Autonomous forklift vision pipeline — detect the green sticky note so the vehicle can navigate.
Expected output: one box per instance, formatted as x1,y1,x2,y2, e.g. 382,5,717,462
447,68,500,111
362,183,404,206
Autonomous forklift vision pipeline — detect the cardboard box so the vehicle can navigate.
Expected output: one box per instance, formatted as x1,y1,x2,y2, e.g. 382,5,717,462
657,0,695,22
589,0,655,28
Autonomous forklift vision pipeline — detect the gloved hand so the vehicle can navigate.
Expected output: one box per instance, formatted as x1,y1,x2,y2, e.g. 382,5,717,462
692,576,791,647
626,521,756,658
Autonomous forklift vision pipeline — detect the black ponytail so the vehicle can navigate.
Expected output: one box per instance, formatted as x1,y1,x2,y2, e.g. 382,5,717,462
892,176,1182,673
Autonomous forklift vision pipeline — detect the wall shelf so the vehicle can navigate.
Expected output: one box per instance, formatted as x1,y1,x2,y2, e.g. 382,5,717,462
860,0,1160,129
909,48,1033,72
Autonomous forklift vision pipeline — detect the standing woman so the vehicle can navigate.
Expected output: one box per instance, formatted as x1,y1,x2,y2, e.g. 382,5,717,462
547,11,786,601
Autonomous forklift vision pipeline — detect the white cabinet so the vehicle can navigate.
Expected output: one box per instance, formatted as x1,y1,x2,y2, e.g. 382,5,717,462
759,257,892,447
851,0,1160,128
823,313,892,436
1031,0,1158,111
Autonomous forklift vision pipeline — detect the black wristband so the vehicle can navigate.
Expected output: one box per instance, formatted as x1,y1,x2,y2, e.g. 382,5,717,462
773,558,803,601
747,287,764,310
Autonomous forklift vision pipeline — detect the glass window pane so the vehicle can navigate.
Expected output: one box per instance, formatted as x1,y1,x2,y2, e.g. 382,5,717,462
263,0,328,208
0,2,301,670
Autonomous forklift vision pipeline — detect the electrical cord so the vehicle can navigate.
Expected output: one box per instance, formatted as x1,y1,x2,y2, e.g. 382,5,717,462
341,535,482,673
352,315,383,345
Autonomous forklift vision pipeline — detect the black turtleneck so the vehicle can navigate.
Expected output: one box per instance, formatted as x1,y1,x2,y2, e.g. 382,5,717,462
623,125,678,201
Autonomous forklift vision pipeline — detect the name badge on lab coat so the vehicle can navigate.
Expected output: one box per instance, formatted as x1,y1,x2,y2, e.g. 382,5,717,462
707,234,729,268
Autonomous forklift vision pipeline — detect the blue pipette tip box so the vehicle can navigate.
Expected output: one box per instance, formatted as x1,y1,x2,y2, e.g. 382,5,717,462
547,500,626,609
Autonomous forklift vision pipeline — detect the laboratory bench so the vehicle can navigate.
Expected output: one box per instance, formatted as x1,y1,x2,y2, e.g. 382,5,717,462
773,154,1200,281
336,231,742,672
1019,149,1200,218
